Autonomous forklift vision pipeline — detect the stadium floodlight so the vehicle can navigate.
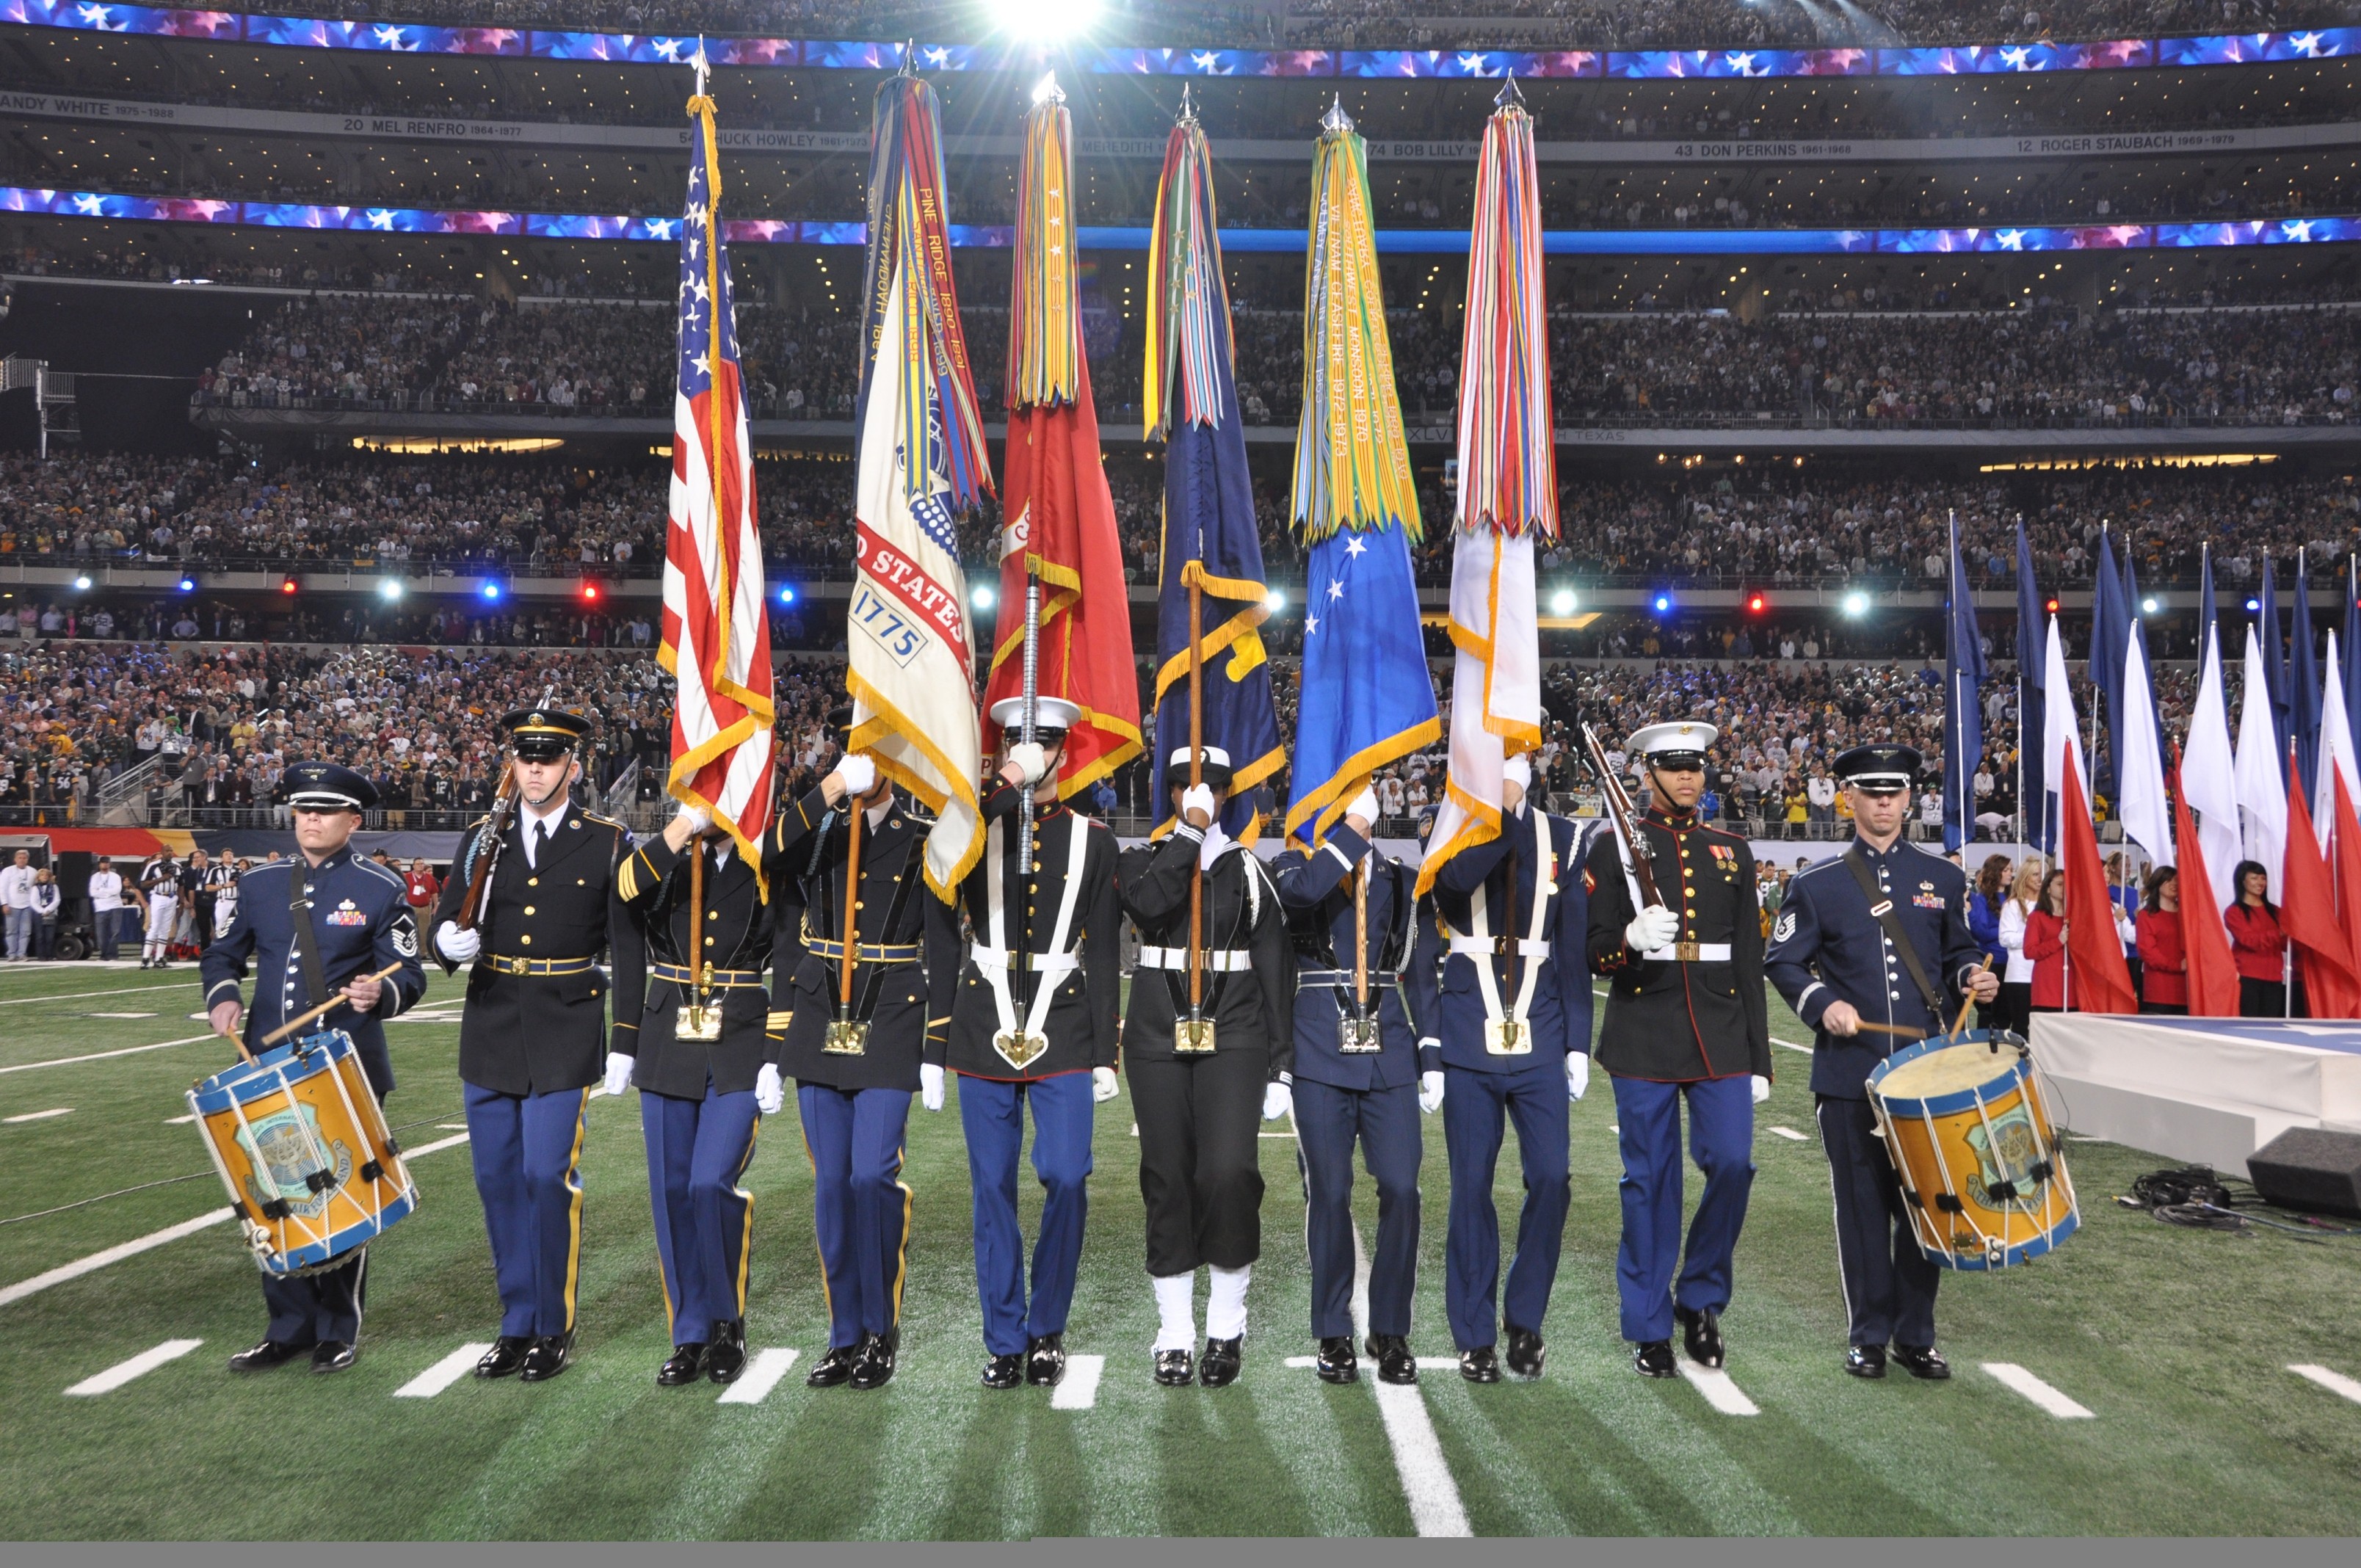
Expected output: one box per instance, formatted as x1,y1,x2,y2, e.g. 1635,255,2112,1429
178,577,197,593
1652,593,1672,614
2246,597,2263,612
2141,596,2161,615
379,580,404,603
971,584,995,611
1266,589,1288,614
480,582,503,601
71,575,92,591
1841,590,1871,618
777,585,797,606
1549,589,1575,616
990,0,1100,40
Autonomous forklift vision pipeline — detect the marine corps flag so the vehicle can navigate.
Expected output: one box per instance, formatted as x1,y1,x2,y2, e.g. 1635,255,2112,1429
981,76,1141,792
661,57,775,882
1418,81,1555,896
847,68,993,897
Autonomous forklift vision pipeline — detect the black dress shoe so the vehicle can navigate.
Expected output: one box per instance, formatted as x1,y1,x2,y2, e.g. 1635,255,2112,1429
1368,1334,1418,1386
658,1343,709,1387
806,1340,862,1388
1153,1348,1194,1387
1846,1344,1888,1379
1633,1340,1678,1379
1459,1346,1501,1384
1199,1336,1243,1387
1891,1343,1951,1381
518,1331,573,1382
229,1338,311,1372
1315,1335,1359,1384
1505,1326,1546,1379
849,1329,897,1390
1024,1333,1067,1387
982,1352,1025,1390
1676,1304,1724,1368
311,1340,356,1374
475,1336,532,1379
705,1319,747,1385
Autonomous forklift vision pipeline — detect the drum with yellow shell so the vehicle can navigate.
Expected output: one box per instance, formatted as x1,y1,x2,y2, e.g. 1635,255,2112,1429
1865,1029,2078,1270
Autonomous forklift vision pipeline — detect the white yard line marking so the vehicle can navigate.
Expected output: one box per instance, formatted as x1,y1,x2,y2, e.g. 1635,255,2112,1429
64,1338,203,1395
1982,1362,2094,1419
1676,1362,1760,1416
164,1114,195,1125
1415,1357,1462,1371
89,1012,157,1019
0,981,192,1007
435,1123,469,1130
2288,1364,2361,1407
4,1107,72,1123
1049,1354,1104,1411
394,1344,493,1399
1283,1356,1319,1368
0,1032,214,1075
1352,1227,1471,1538
1771,1037,1814,1055
718,1347,802,1405
0,1129,471,1309
1767,1126,1807,1141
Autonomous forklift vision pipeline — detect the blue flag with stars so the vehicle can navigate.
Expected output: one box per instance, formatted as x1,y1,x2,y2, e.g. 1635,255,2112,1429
1286,524,1439,847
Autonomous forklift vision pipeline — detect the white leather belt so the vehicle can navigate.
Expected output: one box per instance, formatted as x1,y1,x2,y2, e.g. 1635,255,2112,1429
970,945,1082,977
1139,945,1255,972
1448,937,1552,957
1645,943,1733,962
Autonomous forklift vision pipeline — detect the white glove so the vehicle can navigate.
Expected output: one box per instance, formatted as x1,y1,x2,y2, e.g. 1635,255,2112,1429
833,753,877,800
1751,1073,1771,1106
1180,783,1217,826
1625,904,1680,954
1262,1080,1292,1122
1565,1053,1591,1102
1502,754,1532,789
1092,1066,1120,1103
755,1063,785,1116
1345,786,1381,828
919,1062,945,1112
1005,741,1048,788
435,920,481,964
602,1052,634,1097
1419,1069,1445,1115
675,802,712,835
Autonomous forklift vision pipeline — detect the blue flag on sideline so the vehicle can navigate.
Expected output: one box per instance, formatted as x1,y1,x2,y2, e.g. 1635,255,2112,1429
2292,556,2322,799
2089,530,2128,810
1288,525,1440,847
1943,515,1985,853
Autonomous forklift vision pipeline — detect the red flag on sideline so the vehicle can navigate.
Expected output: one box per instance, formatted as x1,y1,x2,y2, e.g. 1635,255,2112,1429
2283,753,2361,1018
2172,758,2241,1017
2060,761,2139,1014
2331,772,2361,996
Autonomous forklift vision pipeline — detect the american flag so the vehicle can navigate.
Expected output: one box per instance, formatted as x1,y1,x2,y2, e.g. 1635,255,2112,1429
660,84,775,879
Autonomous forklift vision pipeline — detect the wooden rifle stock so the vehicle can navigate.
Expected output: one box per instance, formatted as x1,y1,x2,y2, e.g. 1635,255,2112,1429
1579,723,1665,911
455,761,518,932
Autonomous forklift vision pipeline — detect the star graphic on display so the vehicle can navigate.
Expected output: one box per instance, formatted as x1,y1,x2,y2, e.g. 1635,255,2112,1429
1995,229,2028,250
1457,53,1488,74
1343,535,1367,559
76,4,116,26
1998,46,2034,70
2290,32,2324,57
1725,51,1760,76
648,219,677,239
924,47,951,68
374,25,405,46
1191,51,1220,73
654,38,683,62
72,194,104,214
2282,219,2317,242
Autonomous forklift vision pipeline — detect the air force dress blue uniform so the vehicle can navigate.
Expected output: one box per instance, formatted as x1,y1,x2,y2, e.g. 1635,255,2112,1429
1405,802,1593,1364
1764,746,1982,1370
200,762,426,1357
1272,819,1422,1373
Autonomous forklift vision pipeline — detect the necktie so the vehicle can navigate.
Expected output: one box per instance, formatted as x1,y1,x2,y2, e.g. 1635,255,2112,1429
532,819,548,866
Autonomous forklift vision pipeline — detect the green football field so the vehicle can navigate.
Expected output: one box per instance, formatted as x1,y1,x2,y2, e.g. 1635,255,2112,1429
3,961,2360,1540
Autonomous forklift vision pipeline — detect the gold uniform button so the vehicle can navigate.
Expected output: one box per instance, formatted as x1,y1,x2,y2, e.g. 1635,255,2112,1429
855,901,866,911
705,936,716,946
523,906,536,916
527,877,539,888
519,934,532,945
710,910,721,920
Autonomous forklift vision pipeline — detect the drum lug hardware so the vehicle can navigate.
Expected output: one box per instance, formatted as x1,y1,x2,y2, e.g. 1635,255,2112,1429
1934,1194,1964,1213
360,1160,385,1183
304,1169,337,1194
1986,1178,2019,1201
2027,1159,2053,1183
260,1199,292,1221
383,1136,402,1156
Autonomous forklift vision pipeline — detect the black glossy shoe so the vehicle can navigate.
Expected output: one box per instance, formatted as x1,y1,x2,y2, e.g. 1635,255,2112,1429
518,1330,573,1382
1505,1326,1546,1379
228,1338,310,1372
1676,1304,1724,1369
310,1340,355,1375
475,1336,532,1379
849,1329,897,1390
1845,1343,1888,1379
1315,1335,1358,1384
1199,1336,1243,1387
1459,1346,1501,1384
1632,1340,1678,1379
705,1319,747,1385
982,1352,1025,1390
1153,1348,1195,1387
806,1340,862,1388
1891,1343,1951,1381
1368,1334,1418,1386
658,1343,708,1387
1024,1333,1067,1387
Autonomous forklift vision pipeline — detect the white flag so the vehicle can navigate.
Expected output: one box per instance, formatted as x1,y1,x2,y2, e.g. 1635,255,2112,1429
1417,526,1539,896
2233,622,2288,901
2041,615,2086,845
2183,618,2243,916
2316,632,2361,849
2118,621,2173,865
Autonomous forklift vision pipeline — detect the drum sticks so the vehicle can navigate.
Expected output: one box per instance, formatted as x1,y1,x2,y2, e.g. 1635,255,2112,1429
258,962,410,1048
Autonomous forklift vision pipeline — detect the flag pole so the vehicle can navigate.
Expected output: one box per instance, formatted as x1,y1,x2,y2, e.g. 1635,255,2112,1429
1019,570,1041,1028
1187,570,1205,1033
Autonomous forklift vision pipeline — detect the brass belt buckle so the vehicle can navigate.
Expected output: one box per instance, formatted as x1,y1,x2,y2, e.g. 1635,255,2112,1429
676,962,722,1041
1484,1017,1532,1056
822,1017,869,1056
993,1029,1048,1071
1336,1013,1382,1054
1672,940,1702,962
1174,1017,1216,1054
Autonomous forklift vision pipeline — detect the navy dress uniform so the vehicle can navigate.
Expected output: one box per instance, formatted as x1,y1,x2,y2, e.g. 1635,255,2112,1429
1584,722,1771,1376
1404,794,1593,1382
200,762,427,1369
1120,747,1295,1388
611,821,779,1387
1765,744,1983,1380
1271,805,1423,1387
937,697,1121,1390
429,708,629,1383
768,744,962,1393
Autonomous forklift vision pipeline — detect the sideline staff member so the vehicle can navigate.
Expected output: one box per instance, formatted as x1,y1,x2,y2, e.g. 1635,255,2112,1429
202,761,427,1374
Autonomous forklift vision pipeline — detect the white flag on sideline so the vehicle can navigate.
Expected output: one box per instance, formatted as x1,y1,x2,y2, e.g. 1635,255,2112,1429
2233,621,2289,901
2119,619,2174,865
2182,618,2243,915
1418,525,1539,896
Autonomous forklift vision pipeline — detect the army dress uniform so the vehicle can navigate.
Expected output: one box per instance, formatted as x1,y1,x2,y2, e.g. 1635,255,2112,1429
1404,796,1592,1379
1764,744,1983,1378
1583,722,1771,1374
429,710,629,1382
1120,747,1294,1386
610,826,779,1386
200,763,427,1367
937,698,1121,1387
1271,813,1423,1384
768,768,962,1390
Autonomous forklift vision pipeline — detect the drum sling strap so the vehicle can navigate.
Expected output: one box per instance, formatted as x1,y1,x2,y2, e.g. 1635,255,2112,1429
283,876,394,1195
1842,846,1947,1024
